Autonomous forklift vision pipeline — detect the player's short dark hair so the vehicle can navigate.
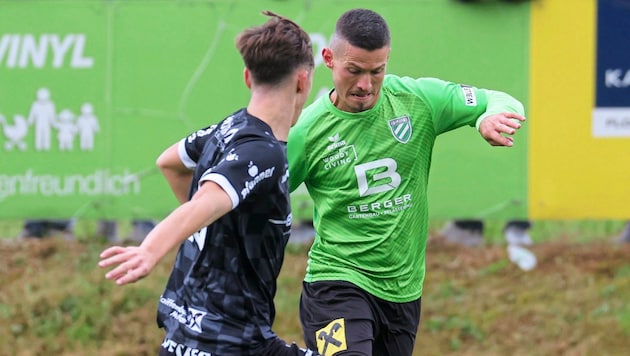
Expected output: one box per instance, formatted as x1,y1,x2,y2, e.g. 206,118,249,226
335,8,390,50
236,11,314,85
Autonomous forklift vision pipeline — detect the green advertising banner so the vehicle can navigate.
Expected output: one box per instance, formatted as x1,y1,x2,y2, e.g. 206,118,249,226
0,0,529,220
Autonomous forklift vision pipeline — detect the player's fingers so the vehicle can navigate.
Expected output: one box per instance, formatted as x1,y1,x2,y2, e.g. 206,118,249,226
98,249,131,269
114,265,148,285
503,112,526,122
487,132,513,147
102,251,139,275
99,245,126,259
501,135,514,146
504,118,522,130
105,268,127,282
124,268,147,284
113,272,134,285
499,123,517,135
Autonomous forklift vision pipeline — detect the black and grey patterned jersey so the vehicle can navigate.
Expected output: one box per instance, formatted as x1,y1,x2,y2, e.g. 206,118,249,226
157,108,293,355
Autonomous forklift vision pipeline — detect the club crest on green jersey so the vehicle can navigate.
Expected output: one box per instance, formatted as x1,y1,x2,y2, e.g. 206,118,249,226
388,116,412,143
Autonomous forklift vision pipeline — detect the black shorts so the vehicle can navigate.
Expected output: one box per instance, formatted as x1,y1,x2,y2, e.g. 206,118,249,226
300,280,421,356
158,336,319,356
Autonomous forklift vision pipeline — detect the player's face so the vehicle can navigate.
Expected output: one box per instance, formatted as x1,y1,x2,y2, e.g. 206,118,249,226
326,41,389,113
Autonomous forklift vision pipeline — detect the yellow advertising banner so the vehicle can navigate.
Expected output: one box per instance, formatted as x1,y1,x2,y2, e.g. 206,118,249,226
529,0,630,219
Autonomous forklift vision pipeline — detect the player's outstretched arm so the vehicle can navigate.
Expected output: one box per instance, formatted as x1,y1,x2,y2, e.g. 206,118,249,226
98,181,232,285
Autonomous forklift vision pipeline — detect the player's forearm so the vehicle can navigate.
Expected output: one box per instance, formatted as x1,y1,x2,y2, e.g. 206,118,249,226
140,181,232,260
139,204,199,261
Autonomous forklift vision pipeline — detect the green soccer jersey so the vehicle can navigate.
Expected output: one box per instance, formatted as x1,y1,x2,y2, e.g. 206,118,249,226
288,75,524,303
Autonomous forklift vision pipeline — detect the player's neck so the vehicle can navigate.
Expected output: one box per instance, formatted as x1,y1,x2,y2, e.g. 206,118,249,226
247,91,296,141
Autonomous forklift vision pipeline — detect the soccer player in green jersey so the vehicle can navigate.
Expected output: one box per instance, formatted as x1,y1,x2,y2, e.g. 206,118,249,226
287,8,526,356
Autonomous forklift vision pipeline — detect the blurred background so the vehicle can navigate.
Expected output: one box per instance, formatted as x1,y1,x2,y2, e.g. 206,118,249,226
1,0,628,231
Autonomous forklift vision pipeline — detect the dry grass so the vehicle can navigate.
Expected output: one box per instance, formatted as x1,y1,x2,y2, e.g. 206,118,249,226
1,234,629,355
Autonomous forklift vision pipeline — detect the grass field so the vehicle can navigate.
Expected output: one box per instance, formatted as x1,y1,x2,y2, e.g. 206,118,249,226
1,220,630,355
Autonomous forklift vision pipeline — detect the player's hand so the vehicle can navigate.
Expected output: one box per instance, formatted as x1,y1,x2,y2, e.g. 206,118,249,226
98,245,156,285
478,112,526,147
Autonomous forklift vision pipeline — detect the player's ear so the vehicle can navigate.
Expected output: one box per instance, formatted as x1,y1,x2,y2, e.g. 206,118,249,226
322,47,333,68
296,68,310,93
243,67,252,89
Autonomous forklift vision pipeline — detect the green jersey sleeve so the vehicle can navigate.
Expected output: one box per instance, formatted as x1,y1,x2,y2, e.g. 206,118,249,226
287,95,327,192
388,76,524,133
287,113,308,192
387,76,488,134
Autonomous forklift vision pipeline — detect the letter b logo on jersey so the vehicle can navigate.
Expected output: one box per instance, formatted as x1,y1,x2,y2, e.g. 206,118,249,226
354,158,401,197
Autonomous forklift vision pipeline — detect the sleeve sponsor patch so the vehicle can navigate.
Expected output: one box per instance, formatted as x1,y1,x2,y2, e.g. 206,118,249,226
460,85,477,106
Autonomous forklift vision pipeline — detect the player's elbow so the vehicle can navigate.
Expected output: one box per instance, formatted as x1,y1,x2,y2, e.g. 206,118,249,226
155,151,170,172
156,144,187,173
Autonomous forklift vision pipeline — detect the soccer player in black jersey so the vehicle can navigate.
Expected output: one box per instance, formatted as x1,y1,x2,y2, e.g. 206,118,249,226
99,11,317,356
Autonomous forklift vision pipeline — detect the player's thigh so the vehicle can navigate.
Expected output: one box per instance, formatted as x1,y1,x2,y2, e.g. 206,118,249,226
373,329,416,356
373,297,421,356
300,281,375,355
